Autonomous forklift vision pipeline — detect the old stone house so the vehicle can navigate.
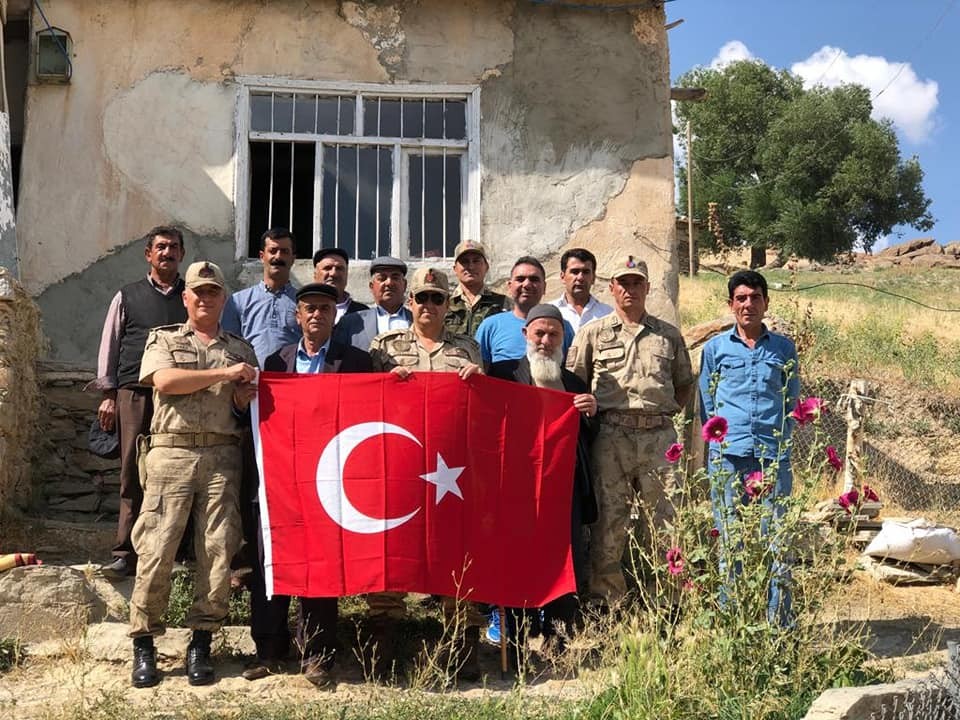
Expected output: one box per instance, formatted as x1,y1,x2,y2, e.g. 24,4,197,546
4,0,677,364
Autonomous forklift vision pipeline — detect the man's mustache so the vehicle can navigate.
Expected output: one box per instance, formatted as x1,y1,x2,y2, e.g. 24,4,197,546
269,259,287,267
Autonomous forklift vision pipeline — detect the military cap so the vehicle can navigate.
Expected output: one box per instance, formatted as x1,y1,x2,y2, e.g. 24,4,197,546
184,261,226,289
610,255,648,280
453,240,489,263
410,267,450,296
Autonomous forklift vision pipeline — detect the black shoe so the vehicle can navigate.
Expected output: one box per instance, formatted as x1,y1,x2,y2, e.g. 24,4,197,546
131,637,159,688
242,656,285,681
102,556,136,579
186,631,214,686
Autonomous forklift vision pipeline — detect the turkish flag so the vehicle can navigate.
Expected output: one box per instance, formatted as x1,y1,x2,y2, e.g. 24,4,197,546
252,372,579,608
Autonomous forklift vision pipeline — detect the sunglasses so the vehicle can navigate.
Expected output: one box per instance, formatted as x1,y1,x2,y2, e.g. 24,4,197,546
414,292,446,305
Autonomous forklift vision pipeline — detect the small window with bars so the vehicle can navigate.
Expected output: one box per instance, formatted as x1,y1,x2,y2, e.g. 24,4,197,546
242,84,477,262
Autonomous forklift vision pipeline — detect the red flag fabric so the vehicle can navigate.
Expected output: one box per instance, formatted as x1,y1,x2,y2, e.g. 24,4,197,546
252,371,579,608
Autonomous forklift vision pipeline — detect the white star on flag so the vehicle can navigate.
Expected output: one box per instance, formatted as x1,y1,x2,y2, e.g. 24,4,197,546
420,453,465,503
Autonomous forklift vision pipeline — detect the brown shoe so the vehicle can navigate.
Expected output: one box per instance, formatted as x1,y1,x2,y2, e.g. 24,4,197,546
303,662,334,689
241,657,284,681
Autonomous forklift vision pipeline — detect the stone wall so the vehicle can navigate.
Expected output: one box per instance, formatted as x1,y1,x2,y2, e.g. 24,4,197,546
0,267,42,514
33,362,120,523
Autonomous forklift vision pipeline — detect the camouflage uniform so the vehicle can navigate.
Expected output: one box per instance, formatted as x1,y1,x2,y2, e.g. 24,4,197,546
567,311,694,601
444,286,510,338
129,323,257,637
368,324,485,626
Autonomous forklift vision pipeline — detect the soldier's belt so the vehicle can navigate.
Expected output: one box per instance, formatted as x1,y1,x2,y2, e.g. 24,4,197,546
149,432,240,448
600,411,669,429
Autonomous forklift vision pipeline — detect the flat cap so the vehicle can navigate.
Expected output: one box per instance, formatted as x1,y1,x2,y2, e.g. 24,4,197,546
524,303,565,327
610,255,648,280
184,261,226,289
88,420,119,459
295,283,339,302
369,256,408,276
312,247,349,266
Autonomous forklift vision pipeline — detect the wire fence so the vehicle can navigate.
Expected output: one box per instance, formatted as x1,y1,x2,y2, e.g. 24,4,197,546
791,376,960,526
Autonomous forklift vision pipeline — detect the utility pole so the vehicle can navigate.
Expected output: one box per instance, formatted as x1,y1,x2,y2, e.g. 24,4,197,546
686,120,695,278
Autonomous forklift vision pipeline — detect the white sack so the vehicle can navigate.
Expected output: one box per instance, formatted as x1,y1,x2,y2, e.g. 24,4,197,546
864,519,960,565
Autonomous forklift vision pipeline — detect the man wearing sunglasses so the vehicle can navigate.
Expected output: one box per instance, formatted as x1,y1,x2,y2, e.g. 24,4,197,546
367,267,484,680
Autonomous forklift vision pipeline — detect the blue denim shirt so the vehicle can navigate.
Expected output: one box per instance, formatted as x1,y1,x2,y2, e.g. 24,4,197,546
221,282,301,367
294,338,330,374
699,325,799,459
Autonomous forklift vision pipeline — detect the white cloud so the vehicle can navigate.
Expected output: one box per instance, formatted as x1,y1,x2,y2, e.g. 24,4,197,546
791,46,939,144
709,40,757,69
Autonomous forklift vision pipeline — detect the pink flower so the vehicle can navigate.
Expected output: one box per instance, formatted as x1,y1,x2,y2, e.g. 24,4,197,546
702,416,728,443
826,446,843,472
791,397,826,425
664,443,684,463
863,485,880,502
666,546,684,575
838,488,860,513
682,579,696,592
744,470,771,500
709,527,720,539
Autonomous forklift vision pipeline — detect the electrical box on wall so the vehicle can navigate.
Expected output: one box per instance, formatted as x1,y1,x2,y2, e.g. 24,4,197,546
36,27,72,83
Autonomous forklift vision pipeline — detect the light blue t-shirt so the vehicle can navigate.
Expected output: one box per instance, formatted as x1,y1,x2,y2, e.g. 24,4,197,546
221,282,301,367
475,311,574,365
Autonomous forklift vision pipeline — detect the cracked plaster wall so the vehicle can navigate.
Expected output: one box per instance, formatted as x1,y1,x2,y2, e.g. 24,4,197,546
20,0,676,362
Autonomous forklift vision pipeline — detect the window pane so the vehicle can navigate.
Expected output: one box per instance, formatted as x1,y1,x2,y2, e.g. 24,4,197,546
317,97,340,134
247,141,316,258
337,147,358,253
407,152,462,259
321,145,393,259
444,154,462,255
294,94,316,133
339,97,355,134
362,98,378,137
273,94,294,133
357,146,393,259
424,100,444,139
250,94,272,132
444,100,466,140
379,100,401,137
402,99,423,139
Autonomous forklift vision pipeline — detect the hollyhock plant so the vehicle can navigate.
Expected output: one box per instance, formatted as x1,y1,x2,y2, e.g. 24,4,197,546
744,470,771,500
863,485,880,502
826,446,843,472
702,416,728,443
664,442,684,463
666,546,684,575
791,397,826,425
837,488,860,513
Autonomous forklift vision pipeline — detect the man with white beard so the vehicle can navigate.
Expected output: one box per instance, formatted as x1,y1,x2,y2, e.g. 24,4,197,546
488,304,598,648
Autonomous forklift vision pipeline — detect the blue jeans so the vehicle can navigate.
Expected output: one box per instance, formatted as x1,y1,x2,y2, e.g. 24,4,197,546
709,453,793,628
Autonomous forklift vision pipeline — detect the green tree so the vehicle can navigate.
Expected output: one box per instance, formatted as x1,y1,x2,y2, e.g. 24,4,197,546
676,60,933,263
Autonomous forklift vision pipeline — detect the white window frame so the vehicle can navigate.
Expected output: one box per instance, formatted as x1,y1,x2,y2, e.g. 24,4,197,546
233,77,481,262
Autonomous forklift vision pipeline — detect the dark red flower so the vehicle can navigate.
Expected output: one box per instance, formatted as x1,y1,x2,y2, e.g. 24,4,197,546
826,446,843,472
863,485,880,502
709,527,720,538
664,442,684,464
838,488,860,513
666,546,684,575
702,416,728,443
744,470,771,500
791,397,826,425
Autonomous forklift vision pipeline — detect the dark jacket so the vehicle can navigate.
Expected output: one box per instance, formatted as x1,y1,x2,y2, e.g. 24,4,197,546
331,306,413,352
264,339,374,374
487,357,598,525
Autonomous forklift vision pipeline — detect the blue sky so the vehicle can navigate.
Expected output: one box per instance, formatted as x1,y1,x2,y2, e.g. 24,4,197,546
667,0,960,250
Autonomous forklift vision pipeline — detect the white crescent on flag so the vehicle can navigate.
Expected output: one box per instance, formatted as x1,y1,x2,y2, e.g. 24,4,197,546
315,421,465,534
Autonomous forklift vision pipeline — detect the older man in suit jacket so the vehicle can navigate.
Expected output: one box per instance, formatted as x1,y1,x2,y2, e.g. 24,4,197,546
332,256,412,351
488,304,598,648
245,283,373,689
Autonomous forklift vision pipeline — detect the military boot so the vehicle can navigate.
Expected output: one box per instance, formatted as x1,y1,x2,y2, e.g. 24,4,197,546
131,636,159,688
186,630,215,686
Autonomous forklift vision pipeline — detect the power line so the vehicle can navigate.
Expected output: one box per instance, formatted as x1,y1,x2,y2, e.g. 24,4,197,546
775,280,960,313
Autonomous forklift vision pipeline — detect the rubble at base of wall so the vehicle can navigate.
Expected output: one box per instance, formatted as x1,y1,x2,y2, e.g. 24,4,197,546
34,361,120,522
